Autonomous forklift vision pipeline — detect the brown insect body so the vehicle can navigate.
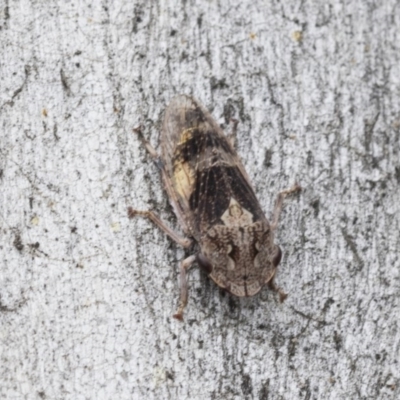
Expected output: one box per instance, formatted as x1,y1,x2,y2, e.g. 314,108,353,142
129,95,300,319
162,96,279,297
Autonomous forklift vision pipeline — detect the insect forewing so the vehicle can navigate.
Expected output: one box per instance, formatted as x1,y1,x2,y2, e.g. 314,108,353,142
161,95,266,240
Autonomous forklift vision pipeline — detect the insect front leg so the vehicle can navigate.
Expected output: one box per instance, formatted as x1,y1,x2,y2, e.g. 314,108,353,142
271,183,302,230
133,126,160,160
173,254,197,321
128,208,192,248
227,118,239,149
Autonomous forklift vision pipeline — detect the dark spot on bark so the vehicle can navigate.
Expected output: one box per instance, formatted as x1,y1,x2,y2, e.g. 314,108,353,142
264,148,273,167
210,77,229,90
322,298,335,313
259,379,270,400
395,166,400,184
311,198,320,217
241,373,253,396
60,69,71,95
288,337,298,359
228,296,238,313
13,234,24,252
307,150,314,166
333,331,342,351
166,370,174,381
299,379,312,400
223,102,236,124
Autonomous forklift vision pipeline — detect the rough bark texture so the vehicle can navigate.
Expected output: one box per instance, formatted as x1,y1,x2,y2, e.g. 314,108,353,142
1,1,400,399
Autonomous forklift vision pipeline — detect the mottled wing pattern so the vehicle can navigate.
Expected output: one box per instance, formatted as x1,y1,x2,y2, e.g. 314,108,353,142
161,95,266,239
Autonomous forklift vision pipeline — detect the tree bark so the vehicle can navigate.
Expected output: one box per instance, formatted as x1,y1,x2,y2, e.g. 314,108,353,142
1,1,399,399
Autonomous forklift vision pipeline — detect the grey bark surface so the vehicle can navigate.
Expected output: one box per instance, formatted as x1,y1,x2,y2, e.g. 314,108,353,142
1,1,400,399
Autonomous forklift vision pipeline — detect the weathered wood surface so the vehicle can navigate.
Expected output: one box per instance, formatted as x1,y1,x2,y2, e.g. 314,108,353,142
1,1,399,399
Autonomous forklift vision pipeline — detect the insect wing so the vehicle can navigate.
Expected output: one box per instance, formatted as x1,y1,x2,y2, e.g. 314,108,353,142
161,95,266,238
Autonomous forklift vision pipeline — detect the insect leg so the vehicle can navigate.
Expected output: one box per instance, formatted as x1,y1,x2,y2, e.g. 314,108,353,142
128,207,192,248
227,118,239,148
133,126,160,160
173,254,196,321
271,183,302,230
267,277,288,303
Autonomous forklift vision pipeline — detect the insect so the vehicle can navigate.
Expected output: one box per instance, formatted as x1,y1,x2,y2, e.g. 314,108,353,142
128,95,301,320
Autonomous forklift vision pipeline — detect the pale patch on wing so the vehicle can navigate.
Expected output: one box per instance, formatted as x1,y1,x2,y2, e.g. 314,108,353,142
172,128,196,199
173,161,195,199
221,197,253,227
177,127,195,145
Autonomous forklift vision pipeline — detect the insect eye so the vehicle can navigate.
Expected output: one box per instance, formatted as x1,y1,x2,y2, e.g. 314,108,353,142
197,253,213,274
272,245,282,267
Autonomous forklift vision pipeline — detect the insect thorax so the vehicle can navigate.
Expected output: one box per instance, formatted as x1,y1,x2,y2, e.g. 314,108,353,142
198,200,277,297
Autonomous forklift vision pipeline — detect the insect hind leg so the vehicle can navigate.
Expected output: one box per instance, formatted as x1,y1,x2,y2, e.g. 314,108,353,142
128,208,192,248
173,255,196,321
